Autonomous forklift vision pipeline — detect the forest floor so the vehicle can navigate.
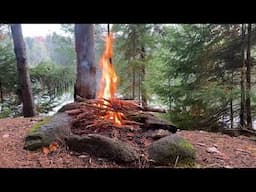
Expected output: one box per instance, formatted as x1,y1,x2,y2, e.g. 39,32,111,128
0,116,256,168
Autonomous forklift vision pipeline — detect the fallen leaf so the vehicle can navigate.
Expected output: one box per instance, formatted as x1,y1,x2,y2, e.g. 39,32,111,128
42,147,50,155
49,142,59,152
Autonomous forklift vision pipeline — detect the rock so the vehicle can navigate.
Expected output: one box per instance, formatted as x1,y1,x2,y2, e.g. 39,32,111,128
148,134,195,166
206,147,220,154
2,134,9,138
24,112,73,151
66,134,139,163
151,129,171,140
78,155,89,158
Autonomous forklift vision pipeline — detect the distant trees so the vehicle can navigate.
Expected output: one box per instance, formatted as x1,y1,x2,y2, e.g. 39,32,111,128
1,24,76,117
113,24,154,107
74,24,96,99
30,61,75,113
1,23,256,131
10,24,35,117
25,33,75,66
0,35,16,104
0,25,17,117
129,24,256,131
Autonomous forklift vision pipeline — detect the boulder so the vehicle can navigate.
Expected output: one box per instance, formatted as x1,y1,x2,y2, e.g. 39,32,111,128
148,134,195,166
66,134,138,163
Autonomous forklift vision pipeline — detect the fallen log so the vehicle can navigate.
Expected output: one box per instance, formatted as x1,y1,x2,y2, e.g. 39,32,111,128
240,128,256,135
125,112,177,133
144,117,177,133
143,107,166,113
65,134,139,163
24,112,73,150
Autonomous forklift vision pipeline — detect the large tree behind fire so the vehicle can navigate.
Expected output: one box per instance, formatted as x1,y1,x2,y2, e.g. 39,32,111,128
10,24,36,117
74,24,97,100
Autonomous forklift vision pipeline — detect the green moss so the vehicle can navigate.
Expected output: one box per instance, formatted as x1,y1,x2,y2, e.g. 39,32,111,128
29,116,52,133
149,135,196,167
176,139,195,165
179,139,195,152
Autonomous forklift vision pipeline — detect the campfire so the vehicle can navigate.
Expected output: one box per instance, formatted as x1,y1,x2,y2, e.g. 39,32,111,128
96,32,124,126
24,30,179,167
21,26,195,168
66,31,176,133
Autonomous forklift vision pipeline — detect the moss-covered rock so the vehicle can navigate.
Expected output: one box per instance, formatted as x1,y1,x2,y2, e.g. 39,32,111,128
24,112,73,151
148,134,195,166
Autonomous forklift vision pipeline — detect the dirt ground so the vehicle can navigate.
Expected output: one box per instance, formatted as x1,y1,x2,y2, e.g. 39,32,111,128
0,116,256,168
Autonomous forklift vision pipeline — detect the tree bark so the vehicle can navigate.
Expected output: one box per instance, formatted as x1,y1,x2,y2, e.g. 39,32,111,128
138,68,141,104
140,47,147,107
11,24,35,117
240,24,246,128
246,24,252,129
0,81,3,104
230,70,233,129
132,65,135,99
74,24,96,100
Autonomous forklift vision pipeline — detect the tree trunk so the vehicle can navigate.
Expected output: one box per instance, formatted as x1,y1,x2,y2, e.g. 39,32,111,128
240,24,246,128
132,65,135,99
138,68,141,104
140,47,147,107
230,70,233,129
74,24,96,100
0,81,3,104
11,24,35,117
246,24,252,129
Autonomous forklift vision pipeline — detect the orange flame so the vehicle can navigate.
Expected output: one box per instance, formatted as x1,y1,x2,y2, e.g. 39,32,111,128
96,32,123,126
